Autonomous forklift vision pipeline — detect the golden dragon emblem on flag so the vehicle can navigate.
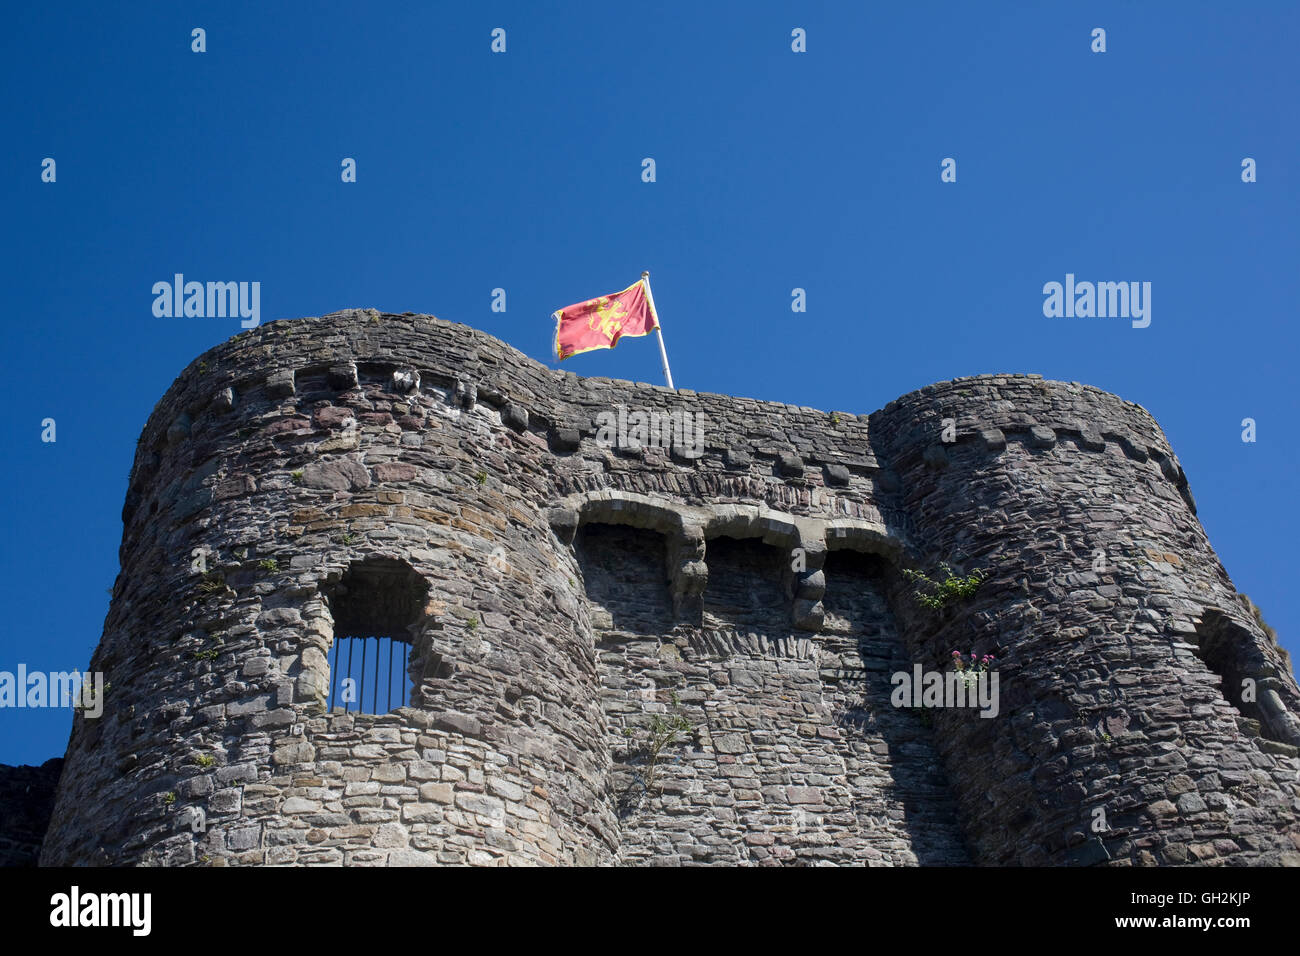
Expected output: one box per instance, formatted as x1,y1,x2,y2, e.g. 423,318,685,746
587,296,628,342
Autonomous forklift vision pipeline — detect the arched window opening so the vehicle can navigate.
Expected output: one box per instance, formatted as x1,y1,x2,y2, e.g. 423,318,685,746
324,558,429,715
1193,609,1296,745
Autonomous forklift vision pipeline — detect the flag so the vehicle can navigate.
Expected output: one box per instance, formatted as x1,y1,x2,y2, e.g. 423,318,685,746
552,277,660,361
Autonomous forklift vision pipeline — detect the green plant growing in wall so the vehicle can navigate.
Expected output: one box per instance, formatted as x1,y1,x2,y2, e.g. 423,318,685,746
258,558,279,572
194,754,215,768
198,572,225,594
622,692,693,793
163,792,176,806
340,531,357,545
75,680,105,713
467,616,479,631
901,563,987,612
475,470,488,486
290,470,304,485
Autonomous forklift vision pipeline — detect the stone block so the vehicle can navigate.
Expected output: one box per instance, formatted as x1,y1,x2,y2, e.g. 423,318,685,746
266,369,296,397
824,463,851,486
550,427,582,452
1028,426,1056,448
301,460,370,491
328,363,359,390
502,403,529,431
777,452,804,477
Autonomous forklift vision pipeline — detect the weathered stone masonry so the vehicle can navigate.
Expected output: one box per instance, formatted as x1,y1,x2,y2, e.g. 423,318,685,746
0,759,62,867
27,308,1300,865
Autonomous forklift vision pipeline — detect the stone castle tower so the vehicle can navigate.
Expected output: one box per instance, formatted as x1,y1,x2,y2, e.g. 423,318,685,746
34,309,1300,866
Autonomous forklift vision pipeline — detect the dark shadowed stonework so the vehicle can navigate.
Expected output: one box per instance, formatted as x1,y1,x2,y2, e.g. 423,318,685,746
19,309,1300,866
0,759,63,866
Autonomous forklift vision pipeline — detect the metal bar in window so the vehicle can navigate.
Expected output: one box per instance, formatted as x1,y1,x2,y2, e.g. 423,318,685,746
402,642,409,706
359,638,368,714
372,637,380,714
345,639,354,714
387,638,394,713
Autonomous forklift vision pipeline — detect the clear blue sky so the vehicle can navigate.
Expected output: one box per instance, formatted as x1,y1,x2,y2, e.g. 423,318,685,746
2,2,1297,765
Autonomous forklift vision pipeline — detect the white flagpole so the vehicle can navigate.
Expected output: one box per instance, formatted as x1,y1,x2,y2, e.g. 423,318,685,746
641,270,675,390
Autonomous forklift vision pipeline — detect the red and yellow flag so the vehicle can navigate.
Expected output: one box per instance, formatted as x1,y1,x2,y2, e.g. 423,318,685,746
552,277,659,361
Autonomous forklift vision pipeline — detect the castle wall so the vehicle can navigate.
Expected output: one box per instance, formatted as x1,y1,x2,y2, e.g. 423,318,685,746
36,310,1300,866
40,323,617,866
579,525,968,864
870,378,1300,864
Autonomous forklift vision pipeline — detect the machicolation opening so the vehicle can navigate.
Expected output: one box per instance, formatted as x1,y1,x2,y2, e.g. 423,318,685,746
701,535,790,636
574,524,673,635
324,558,429,715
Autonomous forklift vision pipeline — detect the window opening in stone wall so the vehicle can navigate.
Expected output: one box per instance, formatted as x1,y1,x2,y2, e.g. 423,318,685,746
328,636,410,714
324,558,429,715
1192,608,1294,745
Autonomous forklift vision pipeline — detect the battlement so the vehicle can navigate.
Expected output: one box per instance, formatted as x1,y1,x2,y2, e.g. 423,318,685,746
32,309,1300,866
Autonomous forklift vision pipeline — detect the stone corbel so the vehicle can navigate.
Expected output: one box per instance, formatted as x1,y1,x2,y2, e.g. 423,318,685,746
668,524,707,623
789,535,827,632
